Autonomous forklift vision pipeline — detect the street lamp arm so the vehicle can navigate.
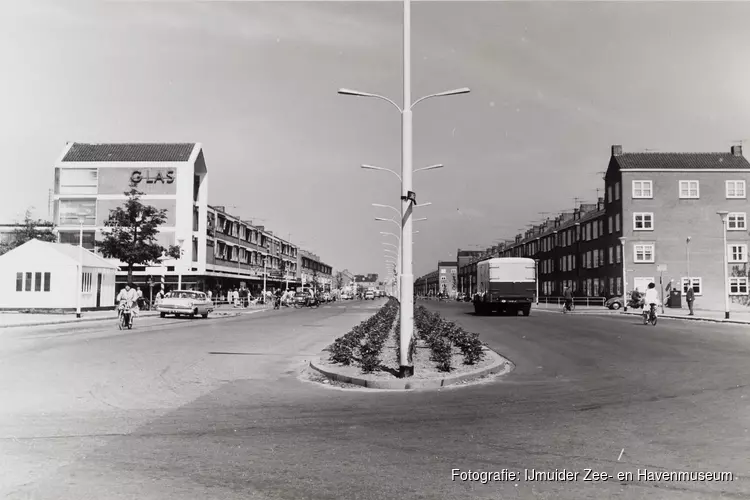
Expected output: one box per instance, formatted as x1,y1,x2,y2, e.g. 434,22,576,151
375,217,401,228
338,88,403,113
361,164,402,182
410,87,470,110
413,164,444,174
372,203,401,216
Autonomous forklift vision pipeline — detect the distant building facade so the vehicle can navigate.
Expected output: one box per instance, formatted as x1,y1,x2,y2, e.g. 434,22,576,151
51,142,331,296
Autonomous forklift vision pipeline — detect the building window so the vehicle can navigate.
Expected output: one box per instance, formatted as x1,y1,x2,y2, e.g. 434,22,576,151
608,246,614,265
632,180,653,198
25,272,32,291
726,180,747,199
634,244,655,263
587,224,592,241
34,272,42,292
440,269,446,274
82,272,93,293
607,185,612,203
58,199,97,226
608,216,613,234
616,277,622,295
728,213,747,231
681,277,702,295
615,182,620,201
615,213,621,232
616,245,621,263
16,272,22,292
633,212,654,230
679,180,700,199
609,278,614,296
729,244,748,263
730,277,748,295
593,222,598,239
58,168,98,195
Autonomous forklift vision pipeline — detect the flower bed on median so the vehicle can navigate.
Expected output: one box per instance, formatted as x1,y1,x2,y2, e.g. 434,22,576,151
321,299,493,380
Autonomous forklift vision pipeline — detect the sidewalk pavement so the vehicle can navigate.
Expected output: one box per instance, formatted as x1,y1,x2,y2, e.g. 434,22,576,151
620,306,750,325
534,301,750,325
0,302,273,329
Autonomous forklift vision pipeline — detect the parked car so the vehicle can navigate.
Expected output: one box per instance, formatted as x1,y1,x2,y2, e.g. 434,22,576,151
157,290,214,318
605,296,624,310
364,290,375,300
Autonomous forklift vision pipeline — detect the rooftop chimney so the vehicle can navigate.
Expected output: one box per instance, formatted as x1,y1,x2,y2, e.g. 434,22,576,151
732,145,743,157
597,197,605,210
611,145,623,156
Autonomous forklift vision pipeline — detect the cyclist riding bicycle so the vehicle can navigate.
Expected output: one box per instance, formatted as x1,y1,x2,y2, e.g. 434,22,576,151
116,283,138,328
643,282,659,318
563,286,573,312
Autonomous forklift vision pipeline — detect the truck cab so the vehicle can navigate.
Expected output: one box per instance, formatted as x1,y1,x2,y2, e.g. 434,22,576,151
473,257,536,316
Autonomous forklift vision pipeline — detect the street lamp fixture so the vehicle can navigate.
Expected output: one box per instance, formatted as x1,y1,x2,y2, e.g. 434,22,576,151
383,242,398,249
375,217,401,228
340,0,470,378
717,211,730,319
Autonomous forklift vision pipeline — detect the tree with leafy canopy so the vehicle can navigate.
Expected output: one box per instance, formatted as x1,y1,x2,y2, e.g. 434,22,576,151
0,209,56,255
97,183,180,283
334,271,345,289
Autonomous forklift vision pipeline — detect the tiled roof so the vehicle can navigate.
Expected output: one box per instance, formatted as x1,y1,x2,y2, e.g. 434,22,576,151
62,143,196,162
615,152,750,170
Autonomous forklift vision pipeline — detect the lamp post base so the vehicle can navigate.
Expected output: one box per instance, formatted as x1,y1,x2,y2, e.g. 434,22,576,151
76,312,82,318
398,365,414,378
725,311,730,320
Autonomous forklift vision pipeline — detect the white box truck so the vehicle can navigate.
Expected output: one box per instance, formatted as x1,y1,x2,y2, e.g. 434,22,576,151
473,257,536,316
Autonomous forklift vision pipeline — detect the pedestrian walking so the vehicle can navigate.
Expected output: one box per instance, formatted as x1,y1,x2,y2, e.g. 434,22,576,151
686,285,695,316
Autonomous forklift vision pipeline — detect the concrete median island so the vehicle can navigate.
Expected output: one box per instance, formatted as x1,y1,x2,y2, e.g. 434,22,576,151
308,299,513,390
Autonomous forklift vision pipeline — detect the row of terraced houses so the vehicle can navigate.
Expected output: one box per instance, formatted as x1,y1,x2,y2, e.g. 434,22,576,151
416,144,750,312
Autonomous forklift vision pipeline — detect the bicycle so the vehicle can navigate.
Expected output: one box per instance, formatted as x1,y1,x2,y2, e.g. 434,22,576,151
642,304,658,326
562,300,575,313
118,302,133,330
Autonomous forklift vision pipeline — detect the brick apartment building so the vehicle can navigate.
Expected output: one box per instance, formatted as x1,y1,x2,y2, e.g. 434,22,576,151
450,144,750,312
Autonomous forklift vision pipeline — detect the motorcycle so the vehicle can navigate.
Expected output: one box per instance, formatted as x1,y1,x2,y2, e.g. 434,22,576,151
118,301,133,330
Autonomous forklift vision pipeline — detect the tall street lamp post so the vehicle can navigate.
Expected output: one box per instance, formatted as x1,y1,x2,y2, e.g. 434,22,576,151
76,218,84,318
618,236,627,312
339,0,469,378
717,211,730,319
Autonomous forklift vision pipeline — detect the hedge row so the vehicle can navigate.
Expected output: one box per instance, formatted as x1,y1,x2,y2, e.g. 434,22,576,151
328,297,400,373
414,305,485,372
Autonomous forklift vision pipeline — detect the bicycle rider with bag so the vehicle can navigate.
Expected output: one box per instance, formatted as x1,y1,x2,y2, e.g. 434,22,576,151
642,282,659,321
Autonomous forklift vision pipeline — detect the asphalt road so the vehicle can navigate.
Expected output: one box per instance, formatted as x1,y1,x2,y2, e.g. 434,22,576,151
1,298,749,499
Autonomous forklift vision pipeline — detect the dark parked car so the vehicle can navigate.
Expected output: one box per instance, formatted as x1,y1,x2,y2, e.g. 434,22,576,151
605,296,624,310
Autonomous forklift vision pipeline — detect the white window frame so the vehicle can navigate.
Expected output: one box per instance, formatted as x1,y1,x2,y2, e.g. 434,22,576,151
679,180,700,199
633,243,655,263
681,277,702,296
726,180,747,199
615,181,620,201
633,212,654,231
632,180,653,199
607,185,612,203
728,244,748,263
729,277,748,295
728,212,747,231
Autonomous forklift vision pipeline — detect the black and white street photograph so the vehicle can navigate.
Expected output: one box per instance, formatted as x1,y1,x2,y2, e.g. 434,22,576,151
1,0,750,498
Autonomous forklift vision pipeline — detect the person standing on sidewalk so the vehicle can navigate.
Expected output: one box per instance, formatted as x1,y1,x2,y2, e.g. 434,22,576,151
686,285,695,316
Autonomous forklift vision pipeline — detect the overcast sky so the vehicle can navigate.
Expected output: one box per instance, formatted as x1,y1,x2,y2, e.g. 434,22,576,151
4,1,750,279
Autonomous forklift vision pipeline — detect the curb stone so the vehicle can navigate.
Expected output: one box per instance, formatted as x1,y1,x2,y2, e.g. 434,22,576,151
309,346,514,390
620,310,750,325
0,308,269,329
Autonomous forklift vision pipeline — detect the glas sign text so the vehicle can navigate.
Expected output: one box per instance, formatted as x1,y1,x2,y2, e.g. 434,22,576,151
130,169,176,185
